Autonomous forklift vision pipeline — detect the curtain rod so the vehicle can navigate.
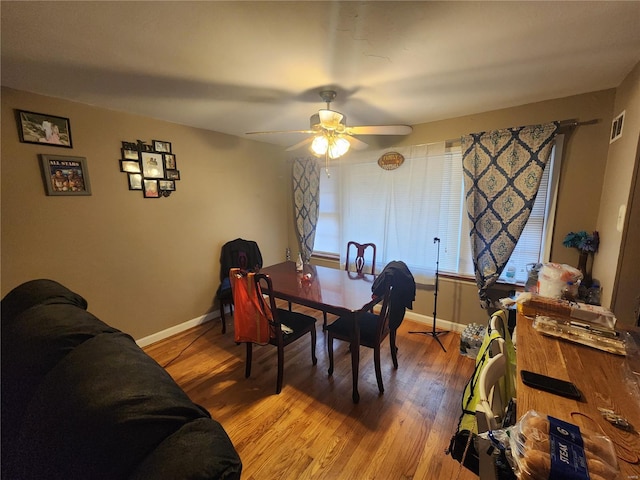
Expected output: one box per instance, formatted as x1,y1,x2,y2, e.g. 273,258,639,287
558,118,599,128
408,118,600,147
285,119,601,158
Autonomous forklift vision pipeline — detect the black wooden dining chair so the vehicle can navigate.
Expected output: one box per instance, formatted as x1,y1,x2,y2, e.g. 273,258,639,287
320,241,377,330
326,276,395,395
215,238,262,333
245,273,318,394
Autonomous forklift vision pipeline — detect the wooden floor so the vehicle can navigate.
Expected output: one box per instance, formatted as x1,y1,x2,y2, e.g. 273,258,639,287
144,305,479,480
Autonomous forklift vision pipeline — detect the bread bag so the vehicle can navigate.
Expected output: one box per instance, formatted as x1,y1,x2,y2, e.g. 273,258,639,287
510,410,620,480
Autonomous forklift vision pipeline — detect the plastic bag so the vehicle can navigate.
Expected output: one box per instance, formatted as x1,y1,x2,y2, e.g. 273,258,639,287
538,263,583,299
509,410,620,480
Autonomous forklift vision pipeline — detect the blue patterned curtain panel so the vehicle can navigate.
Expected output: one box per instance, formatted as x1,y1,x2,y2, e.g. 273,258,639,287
292,157,320,262
462,122,559,306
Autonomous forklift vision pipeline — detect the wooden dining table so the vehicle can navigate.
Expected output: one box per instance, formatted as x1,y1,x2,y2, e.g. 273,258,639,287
516,311,640,477
260,261,377,403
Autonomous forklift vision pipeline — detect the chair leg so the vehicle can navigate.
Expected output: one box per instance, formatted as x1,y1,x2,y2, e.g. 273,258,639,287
374,345,384,394
276,345,284,394
310,327,318,365
220,303,226,334
245,343,252,378
390,329,399,369
322,311,328,331
327,334,334,375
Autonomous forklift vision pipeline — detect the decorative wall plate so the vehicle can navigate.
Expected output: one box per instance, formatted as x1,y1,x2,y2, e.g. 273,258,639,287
377,151,404,170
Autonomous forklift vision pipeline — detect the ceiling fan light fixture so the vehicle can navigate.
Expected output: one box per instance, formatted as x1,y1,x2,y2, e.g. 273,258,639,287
329,136,350,159
318,109,344,131
311,135,329,155
310,134,350,159
247,90,411,158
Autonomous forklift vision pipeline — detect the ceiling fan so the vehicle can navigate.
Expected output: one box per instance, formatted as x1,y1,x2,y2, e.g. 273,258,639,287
246,90,413,161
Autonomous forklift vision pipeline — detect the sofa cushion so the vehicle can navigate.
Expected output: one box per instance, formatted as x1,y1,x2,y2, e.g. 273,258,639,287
2,303,120,379
131,418,242,480
1,278,87,324
1,303,120,471
13,332,214,480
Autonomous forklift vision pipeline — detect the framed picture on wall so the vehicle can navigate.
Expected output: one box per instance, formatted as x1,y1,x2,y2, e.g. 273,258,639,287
163,153,176,170
143,179,160,198
128,173,143,190
122,148,140,160
120,160,141,173
159,180,175,191
17,110,73,148
141,152,165,178
165,169,180,180
153,139,171,153
39,154,91,196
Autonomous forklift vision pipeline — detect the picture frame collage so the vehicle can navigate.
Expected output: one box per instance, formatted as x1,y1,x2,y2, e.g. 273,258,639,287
119,139,181,198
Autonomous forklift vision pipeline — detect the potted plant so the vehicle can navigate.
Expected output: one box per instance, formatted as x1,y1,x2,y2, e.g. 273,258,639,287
562,230,599,285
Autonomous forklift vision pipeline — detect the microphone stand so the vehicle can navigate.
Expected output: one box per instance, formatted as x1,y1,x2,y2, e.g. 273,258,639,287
409,237,448,352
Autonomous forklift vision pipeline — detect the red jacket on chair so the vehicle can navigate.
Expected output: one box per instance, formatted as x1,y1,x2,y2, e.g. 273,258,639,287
229,268,271,344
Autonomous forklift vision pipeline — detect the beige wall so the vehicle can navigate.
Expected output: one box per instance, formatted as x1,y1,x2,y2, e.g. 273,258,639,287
1,87,289,339
2,84,625,339
297,89,617,326
594,61,640,311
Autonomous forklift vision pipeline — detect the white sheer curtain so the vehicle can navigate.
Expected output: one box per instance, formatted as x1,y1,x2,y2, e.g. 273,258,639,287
327,143,461,284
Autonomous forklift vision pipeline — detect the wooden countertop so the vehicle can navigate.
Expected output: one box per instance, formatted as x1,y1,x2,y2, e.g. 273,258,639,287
516,312,640,476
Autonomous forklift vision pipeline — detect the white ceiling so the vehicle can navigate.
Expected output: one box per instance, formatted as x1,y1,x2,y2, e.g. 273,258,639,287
2,1,639,149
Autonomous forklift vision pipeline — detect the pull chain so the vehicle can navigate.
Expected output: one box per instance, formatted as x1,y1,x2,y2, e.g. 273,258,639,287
325,150,330,177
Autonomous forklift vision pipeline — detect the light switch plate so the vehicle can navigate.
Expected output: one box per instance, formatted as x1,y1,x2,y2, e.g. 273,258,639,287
617,204,626,232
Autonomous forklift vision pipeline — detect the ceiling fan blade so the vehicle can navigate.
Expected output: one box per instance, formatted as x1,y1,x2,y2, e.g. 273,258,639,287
285,136,315,152
318,109,345,130
246,129,315,135
346,125,413,136
345,135,369,150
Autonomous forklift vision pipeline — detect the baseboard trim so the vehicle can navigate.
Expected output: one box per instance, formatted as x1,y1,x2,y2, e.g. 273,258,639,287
136,311,218,348
135,308,464,348
402,310,467,334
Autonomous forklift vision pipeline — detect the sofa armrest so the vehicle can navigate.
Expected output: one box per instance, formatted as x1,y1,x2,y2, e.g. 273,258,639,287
130,418,242,480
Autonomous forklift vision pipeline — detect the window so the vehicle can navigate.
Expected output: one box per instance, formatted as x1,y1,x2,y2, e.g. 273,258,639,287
313,137,562,285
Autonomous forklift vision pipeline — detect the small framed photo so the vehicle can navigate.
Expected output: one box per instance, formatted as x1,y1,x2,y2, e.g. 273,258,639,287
141,152,165,178
165,169,180,180
122,148,140,160
120,159,141,173
163,153,177,170
128,173,143,190
17,110,72,148
39,154,91,196
159,180,176,191
143,179,160,198
153,139,171,153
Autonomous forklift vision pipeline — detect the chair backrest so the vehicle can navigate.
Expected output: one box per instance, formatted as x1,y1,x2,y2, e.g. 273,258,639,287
361,276,393,341
489,310,508,356
220,238,263,281
490,310,507,337
345,241,377,275
253,273,281,341
476,350,507,432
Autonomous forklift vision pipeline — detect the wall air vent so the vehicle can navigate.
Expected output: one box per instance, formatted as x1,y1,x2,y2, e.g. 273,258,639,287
610,110,625,144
